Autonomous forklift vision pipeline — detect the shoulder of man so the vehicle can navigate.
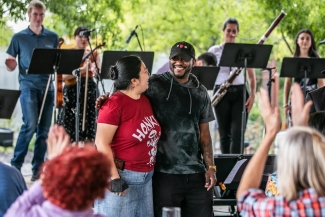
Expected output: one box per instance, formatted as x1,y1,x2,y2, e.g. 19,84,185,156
11,28,29,39
42,27,59,37
149,72,169,82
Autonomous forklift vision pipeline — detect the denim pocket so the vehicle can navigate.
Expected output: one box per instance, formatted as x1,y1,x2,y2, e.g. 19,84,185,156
118,169,153,185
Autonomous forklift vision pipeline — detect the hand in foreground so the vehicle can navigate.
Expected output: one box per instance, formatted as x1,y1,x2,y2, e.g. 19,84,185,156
95,92,110,109
5,58,17,71
204,169,217,191
290,83,312,126
46,125,71,160
257,88,280,136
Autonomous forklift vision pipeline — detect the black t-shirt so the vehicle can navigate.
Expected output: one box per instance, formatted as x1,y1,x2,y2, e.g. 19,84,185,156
145,72,215,174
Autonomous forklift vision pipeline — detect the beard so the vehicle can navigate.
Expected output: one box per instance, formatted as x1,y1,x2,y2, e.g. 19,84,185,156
169,61,193,80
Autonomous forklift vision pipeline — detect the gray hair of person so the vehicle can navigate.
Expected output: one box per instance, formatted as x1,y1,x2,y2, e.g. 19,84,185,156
108,55,142,93
277,126,325,201
28,0,46,16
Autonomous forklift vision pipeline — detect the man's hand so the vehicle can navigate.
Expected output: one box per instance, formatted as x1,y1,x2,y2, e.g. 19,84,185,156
95,92,110,109
204,169,217,191
245,95,255,113
46,125,71,160
5,58,17,71
290,83,312,126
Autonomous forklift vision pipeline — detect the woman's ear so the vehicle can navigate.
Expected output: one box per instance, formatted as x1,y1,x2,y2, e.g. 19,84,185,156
130,78,139,88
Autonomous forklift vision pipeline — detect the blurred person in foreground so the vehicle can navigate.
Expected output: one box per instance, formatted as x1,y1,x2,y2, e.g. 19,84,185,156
4,125,110,217
237,84,325,216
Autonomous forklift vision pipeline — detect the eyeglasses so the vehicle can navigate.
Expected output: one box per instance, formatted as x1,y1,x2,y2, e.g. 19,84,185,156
141,68,150,75
31,13,44,18
171,56,190,62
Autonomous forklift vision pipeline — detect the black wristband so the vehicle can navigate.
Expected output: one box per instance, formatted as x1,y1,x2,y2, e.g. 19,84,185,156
110,178,129,192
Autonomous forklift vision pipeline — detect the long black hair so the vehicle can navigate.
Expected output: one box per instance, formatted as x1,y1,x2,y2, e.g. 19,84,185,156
108,55,142,93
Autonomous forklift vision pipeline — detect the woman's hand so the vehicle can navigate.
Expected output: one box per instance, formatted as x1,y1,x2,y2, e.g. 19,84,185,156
290,83,312,126
46,125,71,160
90,62,98,76
258,88,280,137
108,178,128,196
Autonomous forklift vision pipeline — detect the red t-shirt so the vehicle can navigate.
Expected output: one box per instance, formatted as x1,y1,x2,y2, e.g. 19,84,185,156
97,92,161,172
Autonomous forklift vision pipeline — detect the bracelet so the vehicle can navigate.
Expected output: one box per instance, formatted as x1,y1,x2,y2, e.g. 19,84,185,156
283,104,289,108
208,165,217,172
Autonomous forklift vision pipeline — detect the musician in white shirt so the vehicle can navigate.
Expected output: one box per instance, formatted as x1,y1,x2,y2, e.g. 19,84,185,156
208,18,256,154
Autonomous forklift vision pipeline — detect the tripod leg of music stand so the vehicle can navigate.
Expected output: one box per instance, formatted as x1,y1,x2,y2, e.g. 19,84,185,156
75,74,81,144
240,58,248,154
38,76,52,124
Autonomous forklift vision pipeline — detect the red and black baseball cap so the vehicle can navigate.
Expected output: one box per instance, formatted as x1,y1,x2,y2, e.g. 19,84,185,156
169,41,195,62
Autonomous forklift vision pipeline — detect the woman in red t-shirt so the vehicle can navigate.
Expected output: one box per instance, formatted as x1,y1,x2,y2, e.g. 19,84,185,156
94,55,161,217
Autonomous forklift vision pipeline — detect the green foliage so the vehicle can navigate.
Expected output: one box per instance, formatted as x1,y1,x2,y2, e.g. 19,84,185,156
44,0,125,48
0,22,14,48
0,0,27,24
255,0,325,56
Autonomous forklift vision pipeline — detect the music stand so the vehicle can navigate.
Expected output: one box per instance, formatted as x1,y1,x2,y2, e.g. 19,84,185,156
100,51,155,79
28,48,84,142
219,43,273,154
279,57,325,96
0,89,20,119
28,48,84,75
0,89,20,147
191,66,220,90
213,154,275,198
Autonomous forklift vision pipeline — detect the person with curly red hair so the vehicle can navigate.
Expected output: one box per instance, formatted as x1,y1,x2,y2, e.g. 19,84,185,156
5,125,110,217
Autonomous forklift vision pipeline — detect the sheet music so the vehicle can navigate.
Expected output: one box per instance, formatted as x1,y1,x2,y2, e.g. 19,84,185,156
224,159,247,184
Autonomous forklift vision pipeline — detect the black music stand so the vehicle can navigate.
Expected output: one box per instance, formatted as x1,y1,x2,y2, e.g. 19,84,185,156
0,89,20,119
219,43,273,154
213,154,275,215
0,89,20,147
28,48,84,75
100,51,155,79
279,57,325,96
191,66,220,90
28,48,84,142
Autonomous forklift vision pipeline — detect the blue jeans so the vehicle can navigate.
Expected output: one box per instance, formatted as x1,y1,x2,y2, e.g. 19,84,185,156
11,89,54,175
94,169,154,217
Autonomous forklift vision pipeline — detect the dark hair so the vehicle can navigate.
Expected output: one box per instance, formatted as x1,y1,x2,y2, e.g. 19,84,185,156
74,26,89,37
309,111,325,136
222,18,239,31
293,29,319,58
197,52,217,66
109,55,142,92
